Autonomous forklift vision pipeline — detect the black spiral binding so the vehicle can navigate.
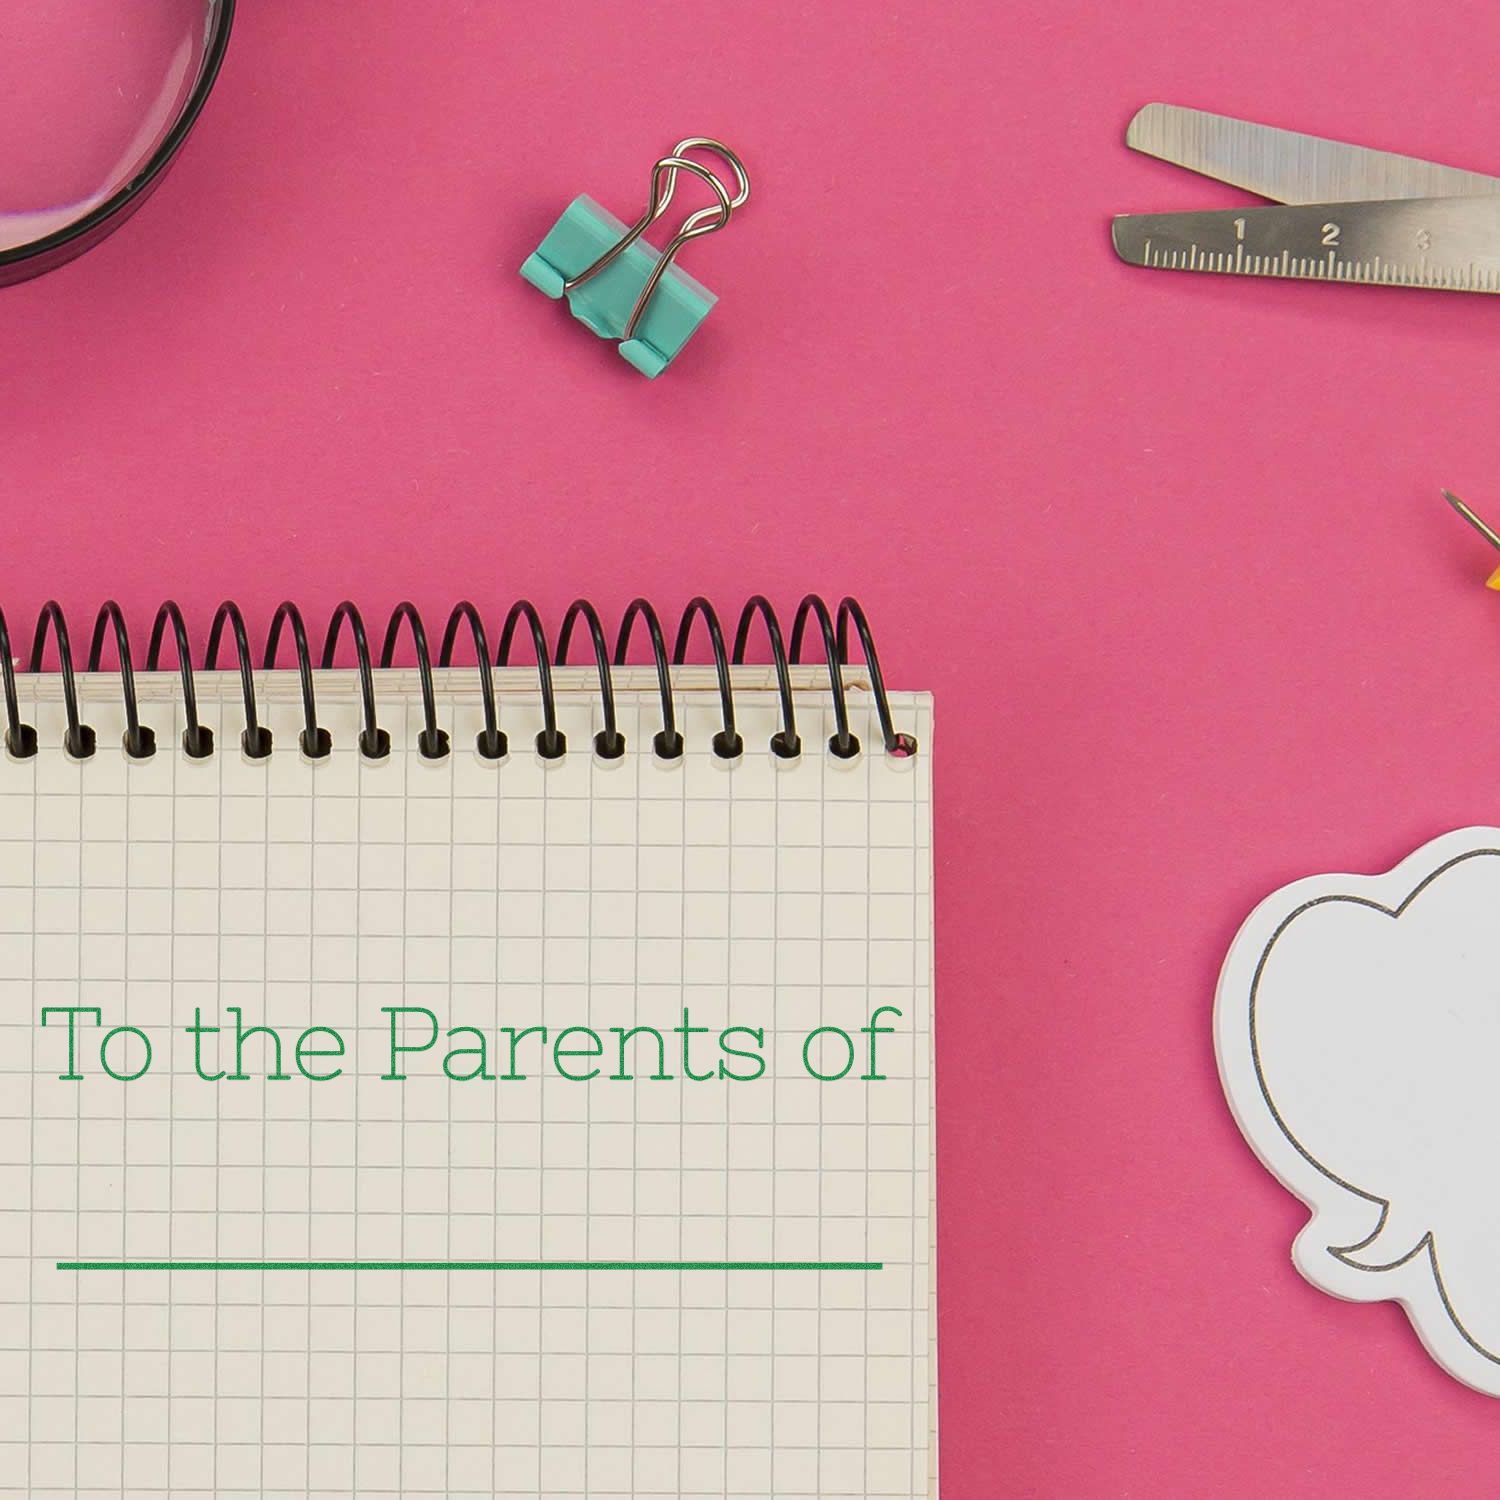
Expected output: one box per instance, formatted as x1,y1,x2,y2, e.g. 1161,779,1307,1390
322,602,389,760
438,602,506,760
0,599,916,764
616,599,682,761
674,597,743,760
147,602,214,758
380,603,450,761
29,602,95,759
204,601,272,758
557,599,625,761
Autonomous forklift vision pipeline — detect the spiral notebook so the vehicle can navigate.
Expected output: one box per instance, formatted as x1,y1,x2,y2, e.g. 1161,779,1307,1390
0,597,936,1499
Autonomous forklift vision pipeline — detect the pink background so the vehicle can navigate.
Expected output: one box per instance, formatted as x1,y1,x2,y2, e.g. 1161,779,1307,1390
7,1,1500,1493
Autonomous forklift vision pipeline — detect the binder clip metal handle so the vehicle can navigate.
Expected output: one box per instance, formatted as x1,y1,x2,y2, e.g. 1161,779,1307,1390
521,139,751,377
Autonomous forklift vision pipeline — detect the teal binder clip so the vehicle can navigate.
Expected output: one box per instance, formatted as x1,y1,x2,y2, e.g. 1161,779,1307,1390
521,138,750,377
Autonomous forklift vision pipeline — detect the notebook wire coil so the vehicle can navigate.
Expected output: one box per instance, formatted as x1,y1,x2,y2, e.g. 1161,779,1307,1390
0,597,917,766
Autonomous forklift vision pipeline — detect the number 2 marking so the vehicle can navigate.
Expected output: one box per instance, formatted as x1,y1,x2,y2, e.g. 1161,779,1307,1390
1322,223,1341,247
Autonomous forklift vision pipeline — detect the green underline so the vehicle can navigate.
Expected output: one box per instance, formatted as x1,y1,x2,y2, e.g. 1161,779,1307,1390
58,1259,882,1273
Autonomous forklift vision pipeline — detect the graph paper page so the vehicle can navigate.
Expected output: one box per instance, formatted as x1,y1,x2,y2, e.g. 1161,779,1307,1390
0,671,935,1499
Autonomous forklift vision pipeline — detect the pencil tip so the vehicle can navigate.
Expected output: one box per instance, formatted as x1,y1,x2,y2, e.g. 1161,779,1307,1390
1444,489,1500,554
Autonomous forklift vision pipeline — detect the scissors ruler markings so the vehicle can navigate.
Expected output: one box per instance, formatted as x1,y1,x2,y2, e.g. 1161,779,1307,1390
1115,104,1500,296
1135,239,1494,292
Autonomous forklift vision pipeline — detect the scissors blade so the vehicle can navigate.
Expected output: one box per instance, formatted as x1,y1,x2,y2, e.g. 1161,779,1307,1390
1112,195,1500,293
1126,103,1500,205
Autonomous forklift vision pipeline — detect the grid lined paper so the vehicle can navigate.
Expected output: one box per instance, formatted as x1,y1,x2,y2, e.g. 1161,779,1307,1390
0,670,934,1499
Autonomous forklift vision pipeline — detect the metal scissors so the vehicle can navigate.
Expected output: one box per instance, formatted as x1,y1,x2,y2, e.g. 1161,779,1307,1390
1113,104,1500,294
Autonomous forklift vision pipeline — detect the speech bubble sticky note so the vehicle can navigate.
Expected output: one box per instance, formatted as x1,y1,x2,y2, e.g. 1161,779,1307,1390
1216,829,1500,1396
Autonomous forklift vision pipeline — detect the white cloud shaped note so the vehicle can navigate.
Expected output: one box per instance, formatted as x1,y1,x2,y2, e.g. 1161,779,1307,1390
1216,829,1500,1395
